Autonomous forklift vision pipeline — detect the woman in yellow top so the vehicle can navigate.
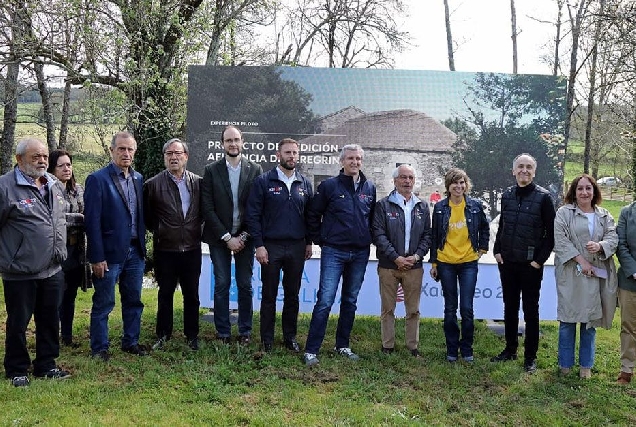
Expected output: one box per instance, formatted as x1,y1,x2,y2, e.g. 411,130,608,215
430,168,490,362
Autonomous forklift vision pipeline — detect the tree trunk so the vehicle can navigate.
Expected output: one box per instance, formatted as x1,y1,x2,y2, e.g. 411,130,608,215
553,0,564,76
562,0,589,170
1,60,20,174
59,78,72,148
583,0,604,175
34,62,57,151
510,0,518,74
443,0,455,71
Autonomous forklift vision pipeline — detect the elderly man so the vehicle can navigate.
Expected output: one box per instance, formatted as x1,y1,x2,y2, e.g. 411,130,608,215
144,138,203,351
372,164,431,357
245,138,313,353
85,131,147,361
491,153,556,373
0,138,70,387
303,144,376,366
201,125,263,344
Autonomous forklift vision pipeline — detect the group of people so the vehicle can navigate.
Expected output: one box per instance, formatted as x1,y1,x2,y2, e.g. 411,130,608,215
2,129,636,387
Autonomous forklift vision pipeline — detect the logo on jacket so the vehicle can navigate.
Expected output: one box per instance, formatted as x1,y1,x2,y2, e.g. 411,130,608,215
18,198,36,208
386,212,400,220
268,186,283,195
358,194,372,203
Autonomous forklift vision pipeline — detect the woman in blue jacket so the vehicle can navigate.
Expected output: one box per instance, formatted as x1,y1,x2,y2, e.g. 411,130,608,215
430,168,489,362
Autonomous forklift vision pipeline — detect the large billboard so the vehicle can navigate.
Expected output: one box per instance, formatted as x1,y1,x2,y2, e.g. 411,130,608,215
187,66,566,204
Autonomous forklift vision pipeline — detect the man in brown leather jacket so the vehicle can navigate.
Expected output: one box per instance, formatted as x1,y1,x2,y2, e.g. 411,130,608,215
144,138,203,351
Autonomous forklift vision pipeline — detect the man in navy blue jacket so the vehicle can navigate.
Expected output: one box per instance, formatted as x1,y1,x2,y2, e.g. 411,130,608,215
303,144,376,366
85,131,147,361
245,138,313,353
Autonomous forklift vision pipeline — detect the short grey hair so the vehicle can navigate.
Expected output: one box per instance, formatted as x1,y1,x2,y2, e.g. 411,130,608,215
16,138,45,156
163,138,189,154
513,153,537,169
111,131,136,149
392,164,416,179
339,144,364,161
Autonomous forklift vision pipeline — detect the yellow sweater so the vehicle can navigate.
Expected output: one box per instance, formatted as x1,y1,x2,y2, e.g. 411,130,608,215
437,198,479,264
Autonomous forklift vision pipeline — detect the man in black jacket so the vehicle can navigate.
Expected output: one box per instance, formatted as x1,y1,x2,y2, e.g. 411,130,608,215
201,126,263,344
144,138,203,351
491,153,556,373
245,138,313,353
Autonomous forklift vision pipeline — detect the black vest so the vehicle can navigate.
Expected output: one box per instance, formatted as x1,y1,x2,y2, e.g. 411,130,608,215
498,183,551,263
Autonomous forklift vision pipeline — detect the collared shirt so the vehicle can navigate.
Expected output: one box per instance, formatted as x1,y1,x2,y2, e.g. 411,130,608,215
116,167,138,239
226,159,241,234
394,192,416,253
276,167,297,193
168,171,190,218
17,168,49,202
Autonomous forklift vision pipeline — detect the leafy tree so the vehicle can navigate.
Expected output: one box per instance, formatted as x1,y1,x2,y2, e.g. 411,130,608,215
452,73,566,216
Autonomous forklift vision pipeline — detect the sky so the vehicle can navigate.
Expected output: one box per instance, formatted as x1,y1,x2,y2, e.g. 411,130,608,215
394,0,557,75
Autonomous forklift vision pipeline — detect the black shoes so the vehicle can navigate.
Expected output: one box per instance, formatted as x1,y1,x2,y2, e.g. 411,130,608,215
381,347,394,354
262,342,273,352
490,350,518,362
61,336,80,348
524,359,537,373
11,375,29,387
92,350,111,362
34,367,71,380
238,335,251,345
152,336,168,351
284,339,301,353
216,334,231,344
122,344,149,356
410,349,422,358
187,338,199,351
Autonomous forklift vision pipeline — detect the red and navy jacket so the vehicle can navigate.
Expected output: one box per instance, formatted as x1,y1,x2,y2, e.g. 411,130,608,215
307,170,376,251
245,167,313,248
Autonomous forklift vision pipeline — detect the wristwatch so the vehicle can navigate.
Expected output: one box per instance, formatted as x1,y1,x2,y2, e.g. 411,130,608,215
221,233,231,242
413,254,421,262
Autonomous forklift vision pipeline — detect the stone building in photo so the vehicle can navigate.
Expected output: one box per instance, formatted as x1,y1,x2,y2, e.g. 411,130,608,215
298,107,457,199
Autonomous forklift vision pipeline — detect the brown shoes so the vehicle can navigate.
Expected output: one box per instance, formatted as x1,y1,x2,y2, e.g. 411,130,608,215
617,372,632,384
579,368,591,379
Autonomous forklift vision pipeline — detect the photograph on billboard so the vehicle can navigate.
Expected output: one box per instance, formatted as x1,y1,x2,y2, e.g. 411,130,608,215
186,66,566,215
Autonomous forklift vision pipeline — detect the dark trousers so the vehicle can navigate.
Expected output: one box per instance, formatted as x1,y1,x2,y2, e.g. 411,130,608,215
499,261,543,360
154,248,202,340
3,270,64,377
60,266,82,339
259,240,306,344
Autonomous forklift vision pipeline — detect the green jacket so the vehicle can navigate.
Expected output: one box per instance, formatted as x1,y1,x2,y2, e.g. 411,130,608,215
617,202,636,292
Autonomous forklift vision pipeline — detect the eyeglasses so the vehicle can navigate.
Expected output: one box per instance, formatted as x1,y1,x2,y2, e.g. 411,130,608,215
164,151,185,157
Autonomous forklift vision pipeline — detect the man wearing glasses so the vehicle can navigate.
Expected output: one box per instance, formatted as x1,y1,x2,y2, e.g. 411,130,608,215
144,138,203,351
202,126,263,345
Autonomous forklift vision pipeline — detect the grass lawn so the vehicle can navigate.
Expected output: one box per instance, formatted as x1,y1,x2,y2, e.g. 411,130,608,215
1,285,635,426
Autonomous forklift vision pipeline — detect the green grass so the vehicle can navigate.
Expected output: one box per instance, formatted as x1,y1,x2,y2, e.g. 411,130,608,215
1,286,635,426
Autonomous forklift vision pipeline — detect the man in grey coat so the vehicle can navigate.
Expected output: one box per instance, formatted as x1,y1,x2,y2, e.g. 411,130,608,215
0,138,70,387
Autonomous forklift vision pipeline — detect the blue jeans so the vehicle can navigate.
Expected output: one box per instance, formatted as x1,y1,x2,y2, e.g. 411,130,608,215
305,246,370,354
438,261,478,358
558,322,596,369
90,245,145,354
209,242,254,337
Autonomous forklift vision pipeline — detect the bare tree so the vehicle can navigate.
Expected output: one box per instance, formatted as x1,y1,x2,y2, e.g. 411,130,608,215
510,0,518,74
443,0,455,71
275,0,411,68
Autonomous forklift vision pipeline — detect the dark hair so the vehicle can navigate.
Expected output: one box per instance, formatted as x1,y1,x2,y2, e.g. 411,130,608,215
278,138,299,150
564,174,602,206
47,149,77,192
221,125,242,142
444,168,471,197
